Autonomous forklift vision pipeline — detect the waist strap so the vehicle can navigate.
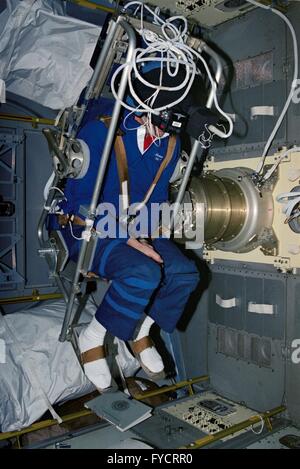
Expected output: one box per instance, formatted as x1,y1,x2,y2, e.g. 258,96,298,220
57,213,86,227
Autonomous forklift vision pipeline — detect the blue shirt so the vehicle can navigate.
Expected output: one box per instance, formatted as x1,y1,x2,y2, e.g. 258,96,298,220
60,114,181,237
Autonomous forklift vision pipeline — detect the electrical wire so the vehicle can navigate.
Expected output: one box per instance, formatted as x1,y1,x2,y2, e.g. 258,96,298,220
43,172,66,213
69,220,84,240
276,191,300,223
262,146,300,226
43,171,56,201
189,49,233,138
110,54,196,114
48,186,65,198
261,146,300,182
111,1,233,140
250,415,265,435
246,0,299,174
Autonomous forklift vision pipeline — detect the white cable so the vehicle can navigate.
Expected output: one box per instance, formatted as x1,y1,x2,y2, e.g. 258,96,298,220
132,50,192,91
44,187,66,213
153,7,161,26
48,186,65,198
69,221,84,240
69,218,94,242
54,108,65,127
251,415,265,435
125,1,164,27
166,16,188,38
112,3,197,113
116,1,233,140
43,174,66,213
43,204,63,214
43,171,56,201
198,124,214,149
262,146,300,182
111,55,196,114
191,49,233,138
276,191,300,222
246,0,299,174
43,173,66,201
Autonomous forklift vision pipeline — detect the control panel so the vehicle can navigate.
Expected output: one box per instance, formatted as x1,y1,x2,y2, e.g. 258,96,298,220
132,391,259,448
163,391,257,438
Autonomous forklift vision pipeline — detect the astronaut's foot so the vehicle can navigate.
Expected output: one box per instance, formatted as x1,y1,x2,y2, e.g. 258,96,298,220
130,337,165,381
79,319,112,392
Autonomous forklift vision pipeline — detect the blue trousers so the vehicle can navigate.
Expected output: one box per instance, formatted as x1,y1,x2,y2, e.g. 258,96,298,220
91,238,200,340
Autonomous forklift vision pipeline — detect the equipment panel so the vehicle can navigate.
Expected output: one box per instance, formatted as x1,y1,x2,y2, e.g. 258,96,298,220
132,391,260,448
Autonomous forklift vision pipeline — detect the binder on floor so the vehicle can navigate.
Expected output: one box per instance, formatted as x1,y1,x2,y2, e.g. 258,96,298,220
85,390,152,432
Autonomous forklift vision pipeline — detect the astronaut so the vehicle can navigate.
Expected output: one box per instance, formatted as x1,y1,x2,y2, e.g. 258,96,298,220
56,66,200,391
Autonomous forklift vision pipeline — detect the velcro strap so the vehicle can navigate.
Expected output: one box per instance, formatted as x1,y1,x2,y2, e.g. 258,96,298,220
131,336,154,355
72,215,86,226
58,214,86,227
99,115,129,202
81,345,107,364
98,116,177,210
115,135,129,192
140,134,177,207
151,135,176,187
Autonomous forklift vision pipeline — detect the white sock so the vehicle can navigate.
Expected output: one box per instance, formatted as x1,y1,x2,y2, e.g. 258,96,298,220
135,316,155,341
134,316,164,373
79,317,111,389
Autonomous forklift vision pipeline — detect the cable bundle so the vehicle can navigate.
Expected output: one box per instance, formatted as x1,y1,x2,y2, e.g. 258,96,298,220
110,1,233,139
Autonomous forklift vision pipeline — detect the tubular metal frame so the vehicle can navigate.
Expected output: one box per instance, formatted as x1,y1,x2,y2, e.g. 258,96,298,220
59,17,137,342
170,41,223,229
37,16,223,342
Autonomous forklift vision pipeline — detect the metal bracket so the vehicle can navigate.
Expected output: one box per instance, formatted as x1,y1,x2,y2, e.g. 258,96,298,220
114,39,128,64
273,256,291,272
38,240,59,279
260,227,278,256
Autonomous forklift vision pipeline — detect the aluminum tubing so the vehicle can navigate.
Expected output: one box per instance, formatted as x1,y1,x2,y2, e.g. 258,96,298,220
170,42,223,230
59,19,136,342
71,20,122,138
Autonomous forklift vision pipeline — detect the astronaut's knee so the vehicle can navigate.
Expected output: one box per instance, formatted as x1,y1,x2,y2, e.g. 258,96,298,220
169,255,199,277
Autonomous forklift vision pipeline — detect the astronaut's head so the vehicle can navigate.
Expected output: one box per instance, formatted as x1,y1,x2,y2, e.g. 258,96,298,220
126,63,220,139
127,63,194,135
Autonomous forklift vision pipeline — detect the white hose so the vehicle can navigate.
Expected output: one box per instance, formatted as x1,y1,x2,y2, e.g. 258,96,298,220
111,1,234,139
262,146,300,182
277,192,300,222
246,1,299,174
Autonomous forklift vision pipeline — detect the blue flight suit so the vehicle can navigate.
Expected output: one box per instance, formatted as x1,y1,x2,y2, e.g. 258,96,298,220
58,114,199,340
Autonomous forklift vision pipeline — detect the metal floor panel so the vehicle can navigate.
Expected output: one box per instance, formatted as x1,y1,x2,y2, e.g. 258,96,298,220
247,426,300,449
44,424,151,449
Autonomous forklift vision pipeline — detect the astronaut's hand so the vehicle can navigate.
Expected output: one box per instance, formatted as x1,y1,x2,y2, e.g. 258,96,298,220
127,238,163,264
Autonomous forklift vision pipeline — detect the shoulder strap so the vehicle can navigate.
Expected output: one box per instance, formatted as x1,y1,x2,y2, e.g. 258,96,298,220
114,135,130,210
100,116,129,209
140,134,177,207
99,115,177,208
